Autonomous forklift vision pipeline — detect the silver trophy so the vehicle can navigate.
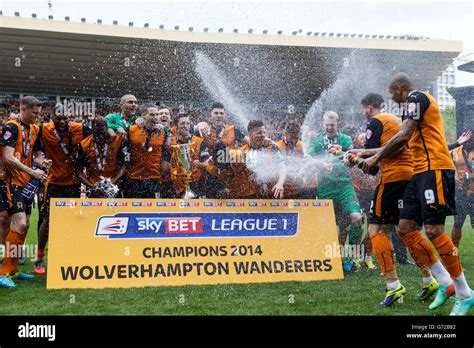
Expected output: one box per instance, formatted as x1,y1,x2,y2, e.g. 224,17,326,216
89,177,119,198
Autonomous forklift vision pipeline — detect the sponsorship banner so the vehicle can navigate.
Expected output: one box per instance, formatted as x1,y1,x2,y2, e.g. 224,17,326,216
47,199,343,289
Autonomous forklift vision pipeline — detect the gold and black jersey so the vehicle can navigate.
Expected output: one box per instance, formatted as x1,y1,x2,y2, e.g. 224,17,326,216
365,112,413,183
402,91,454,174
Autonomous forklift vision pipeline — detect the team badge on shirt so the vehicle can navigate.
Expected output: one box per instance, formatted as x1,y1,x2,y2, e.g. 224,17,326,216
366,129,372,140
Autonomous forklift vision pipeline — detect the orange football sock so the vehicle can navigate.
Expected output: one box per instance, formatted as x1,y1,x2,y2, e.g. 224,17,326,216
432,233,462,279
400,230,439,268
0,229,24,276
370,233,395,276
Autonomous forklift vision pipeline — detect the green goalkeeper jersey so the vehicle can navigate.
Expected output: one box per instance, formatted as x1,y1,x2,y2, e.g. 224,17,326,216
105,112,141,131
307,131,354,191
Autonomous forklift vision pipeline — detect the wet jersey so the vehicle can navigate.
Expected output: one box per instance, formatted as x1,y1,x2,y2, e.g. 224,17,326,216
403,91,454,174
365,112,414,183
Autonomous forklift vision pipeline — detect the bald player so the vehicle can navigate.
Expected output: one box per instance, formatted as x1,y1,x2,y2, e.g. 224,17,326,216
106,94,140,138
363,73,473,315
106,94,140,196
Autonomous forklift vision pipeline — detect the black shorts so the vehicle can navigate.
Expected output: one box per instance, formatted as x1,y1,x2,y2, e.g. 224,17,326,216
399,170,456,226
122,179,162,199
453,189,474,228
42,183,82,216
369,180,409,225
6,184,34,216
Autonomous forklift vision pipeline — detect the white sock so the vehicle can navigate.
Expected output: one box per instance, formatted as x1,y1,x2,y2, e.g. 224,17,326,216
431,261,452,287
422,276,433,286
453,272,472,300
387,280,400,290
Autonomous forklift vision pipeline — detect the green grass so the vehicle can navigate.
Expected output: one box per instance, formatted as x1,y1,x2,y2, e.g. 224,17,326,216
1,208,472,315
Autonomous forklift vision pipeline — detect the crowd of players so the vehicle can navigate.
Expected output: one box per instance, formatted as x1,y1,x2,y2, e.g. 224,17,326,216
0,72,473,315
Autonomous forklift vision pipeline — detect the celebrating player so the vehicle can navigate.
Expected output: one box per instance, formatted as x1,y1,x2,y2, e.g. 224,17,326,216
106,94,139,137
348,93,439,306
308,111,364,272
35,110,91,275
122,103,172,198
169,113,211,198
362,73,474,315
76,116,128,198
0,97,50,288
205,102,247,151
274,122,306,199
156,105,177,198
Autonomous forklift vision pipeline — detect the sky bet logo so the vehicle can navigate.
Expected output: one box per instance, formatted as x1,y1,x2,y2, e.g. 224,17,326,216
156,202,176,207
55,200,76,207
132,202,152,207
82,201,103,207
226,202,244,207
107,201,128,207
95,212,298,239
204,202,222,207
136,217,203,234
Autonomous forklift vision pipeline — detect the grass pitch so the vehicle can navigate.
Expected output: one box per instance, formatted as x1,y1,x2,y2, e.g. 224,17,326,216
0,208,472,315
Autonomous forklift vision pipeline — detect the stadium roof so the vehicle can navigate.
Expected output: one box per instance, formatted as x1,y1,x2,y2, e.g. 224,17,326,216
457,61,474,73
0,15,463,107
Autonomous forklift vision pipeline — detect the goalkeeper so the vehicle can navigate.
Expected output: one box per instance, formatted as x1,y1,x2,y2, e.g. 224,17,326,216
307,111,364,272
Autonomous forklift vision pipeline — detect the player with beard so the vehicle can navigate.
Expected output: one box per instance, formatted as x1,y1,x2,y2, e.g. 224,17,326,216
35,111,91,275
123,104,169,198
170,113,214,198
106,94,140,138
204,102,247,152
198,103,249,198
0,97,50,288
106,95,140,197
76,116,128,198
362,73,474,315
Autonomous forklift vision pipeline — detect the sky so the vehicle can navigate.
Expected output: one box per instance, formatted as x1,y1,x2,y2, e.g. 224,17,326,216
1,0,473,86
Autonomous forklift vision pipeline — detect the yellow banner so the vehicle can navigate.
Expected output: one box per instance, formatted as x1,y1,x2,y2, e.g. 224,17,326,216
47,199,343,289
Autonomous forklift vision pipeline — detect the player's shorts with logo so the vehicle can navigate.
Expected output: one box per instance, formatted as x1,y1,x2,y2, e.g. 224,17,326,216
369,180,409,225
399,169,456,225
2,184,34,216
